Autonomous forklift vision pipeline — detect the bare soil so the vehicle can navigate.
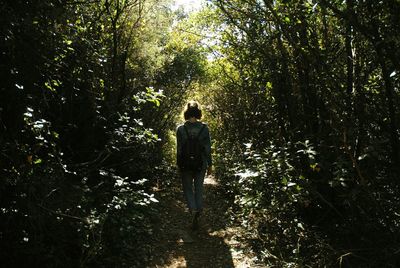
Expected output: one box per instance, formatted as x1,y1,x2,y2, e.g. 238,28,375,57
147,175,257,268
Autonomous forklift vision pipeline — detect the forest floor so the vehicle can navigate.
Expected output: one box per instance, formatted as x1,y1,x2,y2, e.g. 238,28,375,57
147,175,259,268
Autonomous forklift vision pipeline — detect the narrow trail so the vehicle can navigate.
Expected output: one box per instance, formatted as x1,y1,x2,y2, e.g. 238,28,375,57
148,175,257,268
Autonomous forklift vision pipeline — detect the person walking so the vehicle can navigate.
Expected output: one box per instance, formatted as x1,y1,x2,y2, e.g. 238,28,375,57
176,101,212,230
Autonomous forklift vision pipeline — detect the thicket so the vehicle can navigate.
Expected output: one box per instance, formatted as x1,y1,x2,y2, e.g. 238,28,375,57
3,0,400,267
198,0,400,266
0,0,206,267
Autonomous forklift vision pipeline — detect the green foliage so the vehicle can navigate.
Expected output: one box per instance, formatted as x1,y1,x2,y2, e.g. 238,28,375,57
2,0,400,266
195,0,400,266
0,0,194,267
217,140,326,266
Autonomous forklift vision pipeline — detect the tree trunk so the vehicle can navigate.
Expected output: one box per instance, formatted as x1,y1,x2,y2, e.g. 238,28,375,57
376,45,400,167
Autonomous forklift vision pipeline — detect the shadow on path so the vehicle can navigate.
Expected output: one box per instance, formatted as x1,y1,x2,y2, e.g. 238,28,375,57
148,176,238,268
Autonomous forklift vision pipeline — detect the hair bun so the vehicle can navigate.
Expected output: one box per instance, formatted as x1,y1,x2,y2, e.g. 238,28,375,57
183,100,202,120
189,101,197,108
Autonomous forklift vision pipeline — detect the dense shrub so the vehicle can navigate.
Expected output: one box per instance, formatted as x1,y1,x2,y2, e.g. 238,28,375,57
0,0,199,266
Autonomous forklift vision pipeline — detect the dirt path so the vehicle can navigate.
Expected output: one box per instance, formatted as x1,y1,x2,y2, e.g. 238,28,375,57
147,175,256,268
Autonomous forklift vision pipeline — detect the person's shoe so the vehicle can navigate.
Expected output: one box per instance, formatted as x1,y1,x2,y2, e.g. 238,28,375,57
192,211,201,230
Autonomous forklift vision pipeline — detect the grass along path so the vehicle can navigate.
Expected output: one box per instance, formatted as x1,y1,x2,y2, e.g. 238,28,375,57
147,174,257,268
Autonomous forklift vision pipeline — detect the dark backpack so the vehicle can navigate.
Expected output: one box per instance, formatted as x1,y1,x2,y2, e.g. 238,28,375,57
178,124,206,171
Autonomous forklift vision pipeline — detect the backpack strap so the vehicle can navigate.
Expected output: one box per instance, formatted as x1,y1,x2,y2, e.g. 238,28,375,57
197,124,206,138
183,124,205,138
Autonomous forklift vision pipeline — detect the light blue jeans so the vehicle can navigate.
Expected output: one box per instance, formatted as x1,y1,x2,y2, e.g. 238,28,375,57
181,169,206,212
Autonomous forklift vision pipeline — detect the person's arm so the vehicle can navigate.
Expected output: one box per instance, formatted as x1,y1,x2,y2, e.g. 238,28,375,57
176,126,182,167
203,125,212,174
